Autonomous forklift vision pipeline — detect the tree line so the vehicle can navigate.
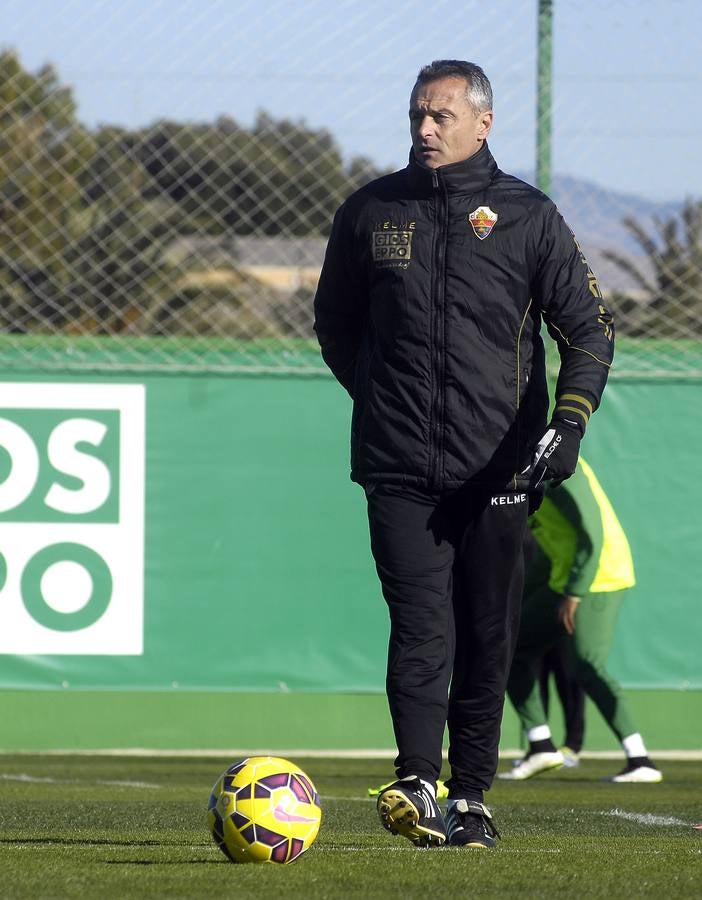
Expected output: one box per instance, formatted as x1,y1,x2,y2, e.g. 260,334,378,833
0,50,381,337
0,49,700,341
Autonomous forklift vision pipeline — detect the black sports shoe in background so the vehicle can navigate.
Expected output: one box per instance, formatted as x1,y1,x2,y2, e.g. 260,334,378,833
376,776,446,847
445,799,500,849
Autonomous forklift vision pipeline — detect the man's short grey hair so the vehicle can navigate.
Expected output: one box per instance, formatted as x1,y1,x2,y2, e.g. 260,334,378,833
415,60,493,113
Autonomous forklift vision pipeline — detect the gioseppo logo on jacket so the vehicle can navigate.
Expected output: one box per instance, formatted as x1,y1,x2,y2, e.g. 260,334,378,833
468,206,498,240
0,384,145,656
372,220,415,268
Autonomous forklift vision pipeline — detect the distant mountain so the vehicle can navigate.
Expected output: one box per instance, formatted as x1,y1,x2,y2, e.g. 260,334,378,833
170,173,687,296
515,171,685,292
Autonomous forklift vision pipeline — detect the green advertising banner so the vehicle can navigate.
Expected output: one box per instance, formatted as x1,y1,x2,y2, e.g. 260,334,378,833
0,370,698,693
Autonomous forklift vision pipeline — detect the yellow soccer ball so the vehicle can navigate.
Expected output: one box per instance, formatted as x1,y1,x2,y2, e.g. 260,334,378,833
207,756,322,864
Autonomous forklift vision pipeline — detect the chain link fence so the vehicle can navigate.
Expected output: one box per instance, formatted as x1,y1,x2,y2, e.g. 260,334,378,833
1,0,700,377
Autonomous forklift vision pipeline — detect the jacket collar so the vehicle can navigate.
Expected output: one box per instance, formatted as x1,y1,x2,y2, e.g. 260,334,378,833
406,141,498,196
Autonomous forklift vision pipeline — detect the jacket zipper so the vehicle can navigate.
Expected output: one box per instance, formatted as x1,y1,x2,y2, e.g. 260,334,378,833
428,168,449,489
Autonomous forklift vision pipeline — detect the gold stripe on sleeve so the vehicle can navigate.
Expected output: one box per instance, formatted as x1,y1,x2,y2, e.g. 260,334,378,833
560,393,594,414
554,404,589,425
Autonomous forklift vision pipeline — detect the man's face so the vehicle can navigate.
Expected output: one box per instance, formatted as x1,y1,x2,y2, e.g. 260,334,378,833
409,76,493,169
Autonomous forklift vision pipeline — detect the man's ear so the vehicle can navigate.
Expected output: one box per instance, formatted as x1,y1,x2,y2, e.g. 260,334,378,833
477,111,493,141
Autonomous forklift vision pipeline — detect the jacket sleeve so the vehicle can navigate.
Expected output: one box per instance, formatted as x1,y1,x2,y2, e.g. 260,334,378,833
546,462,604,596
531,202,615,432
313,202,368,396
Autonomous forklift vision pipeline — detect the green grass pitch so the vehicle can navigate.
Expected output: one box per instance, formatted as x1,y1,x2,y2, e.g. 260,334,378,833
0,754,699,898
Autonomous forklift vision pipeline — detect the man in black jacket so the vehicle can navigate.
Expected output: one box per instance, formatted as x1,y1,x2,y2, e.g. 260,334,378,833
314,60,614,849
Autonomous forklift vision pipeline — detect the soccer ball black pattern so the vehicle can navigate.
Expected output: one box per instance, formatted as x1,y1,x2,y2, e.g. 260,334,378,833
207,756,321,864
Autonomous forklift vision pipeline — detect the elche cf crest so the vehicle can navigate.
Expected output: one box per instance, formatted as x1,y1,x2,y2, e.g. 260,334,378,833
468,206,498,240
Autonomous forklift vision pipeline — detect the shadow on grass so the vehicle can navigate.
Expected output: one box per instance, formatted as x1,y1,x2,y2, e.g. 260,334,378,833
104,859,227,866
0,838,209,847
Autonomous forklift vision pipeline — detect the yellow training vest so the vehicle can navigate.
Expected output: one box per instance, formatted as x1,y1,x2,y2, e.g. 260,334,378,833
579,458,635,592
533,458,635,594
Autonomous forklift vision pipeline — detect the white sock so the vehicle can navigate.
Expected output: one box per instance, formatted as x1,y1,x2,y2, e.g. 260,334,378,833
527,724,552,743
622,733,647,759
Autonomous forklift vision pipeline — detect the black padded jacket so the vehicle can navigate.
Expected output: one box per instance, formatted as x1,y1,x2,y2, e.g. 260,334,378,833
313,143,614,491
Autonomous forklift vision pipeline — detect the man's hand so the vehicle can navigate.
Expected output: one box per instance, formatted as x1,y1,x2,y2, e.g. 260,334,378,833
557,595,581,635
519,420,582,489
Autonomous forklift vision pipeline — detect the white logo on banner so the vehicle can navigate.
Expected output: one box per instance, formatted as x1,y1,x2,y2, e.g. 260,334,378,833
0,384,145,655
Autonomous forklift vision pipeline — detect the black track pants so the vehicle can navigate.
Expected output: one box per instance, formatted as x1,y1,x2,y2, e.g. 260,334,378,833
540,644,586,753
366,482,528,799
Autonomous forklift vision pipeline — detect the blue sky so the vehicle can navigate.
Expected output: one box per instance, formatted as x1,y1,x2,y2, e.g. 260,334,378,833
1,0,700,201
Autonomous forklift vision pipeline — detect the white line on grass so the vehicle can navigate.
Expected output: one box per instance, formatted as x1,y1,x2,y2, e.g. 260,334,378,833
316,848,702,856
1,773,56,783
0,773,160,788
4,749,701,760
603,808,693,827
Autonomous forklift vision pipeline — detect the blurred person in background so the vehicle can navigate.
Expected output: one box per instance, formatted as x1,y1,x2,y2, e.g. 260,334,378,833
500,457,662,783
537,644,586,768
314,59,615,849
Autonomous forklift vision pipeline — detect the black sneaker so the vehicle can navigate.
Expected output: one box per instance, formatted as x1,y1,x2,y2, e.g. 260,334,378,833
376,776,446,847
445,799,500,849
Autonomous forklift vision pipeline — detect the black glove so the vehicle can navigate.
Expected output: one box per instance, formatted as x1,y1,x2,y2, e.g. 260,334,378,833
519,420,582,489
